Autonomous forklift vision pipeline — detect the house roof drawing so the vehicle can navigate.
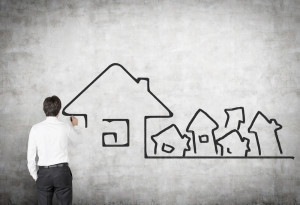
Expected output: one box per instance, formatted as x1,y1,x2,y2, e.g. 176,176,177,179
151,124,191,157
224,107,245,130
248,111,283,156
186,109,219,155
62,63,173,127
186,109,219,132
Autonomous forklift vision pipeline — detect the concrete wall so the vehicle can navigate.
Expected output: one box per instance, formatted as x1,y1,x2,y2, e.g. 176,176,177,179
1,0,300,204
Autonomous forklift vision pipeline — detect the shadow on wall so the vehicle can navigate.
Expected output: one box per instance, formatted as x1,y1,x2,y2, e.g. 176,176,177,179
62,63,294,160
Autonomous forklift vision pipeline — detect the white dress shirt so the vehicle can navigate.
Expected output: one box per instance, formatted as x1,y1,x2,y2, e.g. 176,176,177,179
27,117,75,180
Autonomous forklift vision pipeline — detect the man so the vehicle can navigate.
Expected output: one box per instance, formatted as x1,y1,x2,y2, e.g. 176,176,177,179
27,95,78,205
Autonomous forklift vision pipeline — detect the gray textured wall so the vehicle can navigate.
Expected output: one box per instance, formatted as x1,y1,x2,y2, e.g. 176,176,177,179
1,0,300,204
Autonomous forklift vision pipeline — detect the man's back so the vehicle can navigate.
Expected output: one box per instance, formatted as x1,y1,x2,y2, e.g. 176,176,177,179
27,95,77,205
30,117,70,166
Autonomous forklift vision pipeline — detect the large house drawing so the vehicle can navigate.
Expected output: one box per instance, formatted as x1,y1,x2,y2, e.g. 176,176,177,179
62,63,173,150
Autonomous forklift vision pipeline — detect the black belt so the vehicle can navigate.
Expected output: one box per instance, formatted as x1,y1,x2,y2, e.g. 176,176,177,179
39,163,68,169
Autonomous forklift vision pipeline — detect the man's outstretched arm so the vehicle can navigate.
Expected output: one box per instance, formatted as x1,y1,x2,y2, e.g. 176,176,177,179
70,116,78,127
68,116,81,144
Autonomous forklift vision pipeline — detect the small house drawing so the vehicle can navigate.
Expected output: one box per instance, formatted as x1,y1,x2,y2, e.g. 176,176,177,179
216,130,250,156
248,111,283,156
151,124,191,157
224,107,245,130
186,109,219,156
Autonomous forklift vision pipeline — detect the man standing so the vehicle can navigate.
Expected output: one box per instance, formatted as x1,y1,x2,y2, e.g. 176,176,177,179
27,96,78,205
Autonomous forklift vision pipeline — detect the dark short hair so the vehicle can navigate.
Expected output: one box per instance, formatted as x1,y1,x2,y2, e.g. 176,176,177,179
43,96,61,116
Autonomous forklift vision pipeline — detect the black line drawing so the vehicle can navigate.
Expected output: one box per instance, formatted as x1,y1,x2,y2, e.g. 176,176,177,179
62,63,173,153
145,156,293,159
102,119,129,147
151,124,191,157
102,132,117,146
186,109,219,155
248,111,283,156
216,130,251,157
162,143,175,153
62,63,294,160
199,135,209,143
62,63,172,128
224,107,245,130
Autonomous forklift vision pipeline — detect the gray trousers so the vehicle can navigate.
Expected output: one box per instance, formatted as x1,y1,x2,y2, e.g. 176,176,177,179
36,165,72,205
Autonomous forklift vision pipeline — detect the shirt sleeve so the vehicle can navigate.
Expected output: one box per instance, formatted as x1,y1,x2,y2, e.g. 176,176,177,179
68,125,81,145
27,127,37,181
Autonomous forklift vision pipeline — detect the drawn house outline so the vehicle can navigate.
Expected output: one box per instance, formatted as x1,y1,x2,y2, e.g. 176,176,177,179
248,111,283,156
186,109,219,155
62,63,173,151
216,129,251,157
63,63,294,160
224,107,245,130
151,124,191,157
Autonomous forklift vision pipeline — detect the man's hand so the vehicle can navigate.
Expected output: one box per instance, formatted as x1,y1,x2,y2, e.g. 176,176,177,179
71,116,78,126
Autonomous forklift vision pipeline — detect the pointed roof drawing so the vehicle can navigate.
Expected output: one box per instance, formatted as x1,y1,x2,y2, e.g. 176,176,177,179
186,109,219,154
248,111,283,156
224,107,245,130
186,109,219,132
62,63,173,127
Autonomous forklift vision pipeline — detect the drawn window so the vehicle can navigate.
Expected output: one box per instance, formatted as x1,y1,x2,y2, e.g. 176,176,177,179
102,119,130,147
162,143,175,153
198,135,209,143
102,132,117,146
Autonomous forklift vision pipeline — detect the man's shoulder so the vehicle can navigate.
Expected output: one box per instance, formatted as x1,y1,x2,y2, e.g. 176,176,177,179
31,120,45,129
56,119,71,128
32,119,70,129
29,121,43,136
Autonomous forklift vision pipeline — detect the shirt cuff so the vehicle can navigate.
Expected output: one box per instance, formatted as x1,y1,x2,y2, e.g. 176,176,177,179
32,174,37,181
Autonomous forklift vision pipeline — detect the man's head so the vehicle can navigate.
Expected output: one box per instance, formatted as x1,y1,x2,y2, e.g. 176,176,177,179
43,96,61,116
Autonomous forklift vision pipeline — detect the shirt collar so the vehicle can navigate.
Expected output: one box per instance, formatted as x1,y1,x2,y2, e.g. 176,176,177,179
45,116,59,121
